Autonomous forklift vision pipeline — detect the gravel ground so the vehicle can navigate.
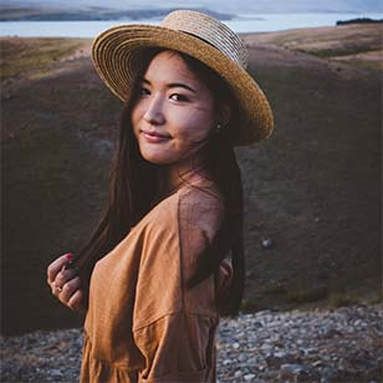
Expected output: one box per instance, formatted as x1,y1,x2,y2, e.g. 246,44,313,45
1,303,382,382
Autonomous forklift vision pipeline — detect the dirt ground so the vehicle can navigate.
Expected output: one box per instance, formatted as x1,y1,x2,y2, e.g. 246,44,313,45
1,24,381,335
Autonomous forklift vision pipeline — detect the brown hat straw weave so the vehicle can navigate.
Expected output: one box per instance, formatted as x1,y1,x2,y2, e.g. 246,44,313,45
91,9,274,145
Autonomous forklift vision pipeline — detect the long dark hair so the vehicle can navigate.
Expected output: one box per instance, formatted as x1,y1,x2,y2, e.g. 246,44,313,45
75,47,245,317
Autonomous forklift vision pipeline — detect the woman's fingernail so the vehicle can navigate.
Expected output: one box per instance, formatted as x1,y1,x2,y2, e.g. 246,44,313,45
65,252,73,262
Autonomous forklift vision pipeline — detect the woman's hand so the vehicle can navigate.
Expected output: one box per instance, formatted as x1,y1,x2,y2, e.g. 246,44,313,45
217,258,233,294
47,253,85,313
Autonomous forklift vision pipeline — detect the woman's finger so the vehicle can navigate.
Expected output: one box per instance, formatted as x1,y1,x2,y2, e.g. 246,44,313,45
58,276,81,303
52,283,64,295
46,252,73,284
54,267,78,288
67,289,85,312
217,259,233,289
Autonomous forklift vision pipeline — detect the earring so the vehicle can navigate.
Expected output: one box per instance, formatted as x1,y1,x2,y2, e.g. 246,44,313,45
215,123,222,133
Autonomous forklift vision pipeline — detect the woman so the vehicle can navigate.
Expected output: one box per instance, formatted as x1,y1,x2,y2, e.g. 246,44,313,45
47,10,273,382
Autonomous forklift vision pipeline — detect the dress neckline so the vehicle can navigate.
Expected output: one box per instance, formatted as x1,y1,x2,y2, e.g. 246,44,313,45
130,175,217,233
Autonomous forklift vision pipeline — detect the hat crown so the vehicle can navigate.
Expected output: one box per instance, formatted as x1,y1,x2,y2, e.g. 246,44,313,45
161,10,248,69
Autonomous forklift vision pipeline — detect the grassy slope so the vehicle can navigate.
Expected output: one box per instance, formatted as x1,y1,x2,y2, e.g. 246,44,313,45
242,23,383,70
238,24,382,309
2,37,120,335
1,37,90,79
1,24,381,335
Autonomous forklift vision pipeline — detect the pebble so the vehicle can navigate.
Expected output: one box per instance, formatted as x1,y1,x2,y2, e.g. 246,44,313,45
234,369,243,378
261,238,273,249
1,304,382,382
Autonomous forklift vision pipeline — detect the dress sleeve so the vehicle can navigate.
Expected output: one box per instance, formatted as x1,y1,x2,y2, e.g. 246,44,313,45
132,186,224,382
133,311,218,382
178,186,225,301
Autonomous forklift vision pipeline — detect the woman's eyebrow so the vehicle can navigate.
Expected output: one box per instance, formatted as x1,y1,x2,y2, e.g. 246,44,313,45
141,77,196,93
167,82,196,93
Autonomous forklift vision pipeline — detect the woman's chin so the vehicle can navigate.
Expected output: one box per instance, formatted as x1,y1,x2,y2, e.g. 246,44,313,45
140,151,173,165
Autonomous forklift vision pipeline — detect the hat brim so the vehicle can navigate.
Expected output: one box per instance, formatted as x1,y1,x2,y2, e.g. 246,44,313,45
91,24,274,145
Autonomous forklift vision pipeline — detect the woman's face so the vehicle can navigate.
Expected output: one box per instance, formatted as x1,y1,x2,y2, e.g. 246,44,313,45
131,50,217,166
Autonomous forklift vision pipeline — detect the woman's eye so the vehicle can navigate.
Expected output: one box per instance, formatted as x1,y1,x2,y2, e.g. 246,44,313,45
139,87,150,96
170,93,189,102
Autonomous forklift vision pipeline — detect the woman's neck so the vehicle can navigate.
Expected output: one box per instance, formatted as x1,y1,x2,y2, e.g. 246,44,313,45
157,155,211,196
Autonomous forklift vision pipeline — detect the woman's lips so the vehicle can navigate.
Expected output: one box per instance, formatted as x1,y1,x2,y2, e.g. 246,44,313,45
141,129,171,143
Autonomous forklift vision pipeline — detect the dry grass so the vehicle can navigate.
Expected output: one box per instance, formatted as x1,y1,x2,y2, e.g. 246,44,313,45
0,37,90,80
242,23,383,71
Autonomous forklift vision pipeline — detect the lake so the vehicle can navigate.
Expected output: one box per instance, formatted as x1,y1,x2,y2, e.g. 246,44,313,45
1,12,382,37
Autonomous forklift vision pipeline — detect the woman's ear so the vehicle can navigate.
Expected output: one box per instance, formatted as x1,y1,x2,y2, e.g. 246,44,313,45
216,102,232,127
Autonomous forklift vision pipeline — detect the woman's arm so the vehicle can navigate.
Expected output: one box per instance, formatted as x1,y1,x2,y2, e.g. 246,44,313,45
132,186,225,380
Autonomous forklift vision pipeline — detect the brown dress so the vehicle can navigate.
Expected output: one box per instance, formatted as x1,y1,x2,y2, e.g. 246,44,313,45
80,178,233,382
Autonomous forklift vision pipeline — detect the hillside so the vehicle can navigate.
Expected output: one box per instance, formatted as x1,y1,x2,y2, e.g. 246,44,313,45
1,23,381,335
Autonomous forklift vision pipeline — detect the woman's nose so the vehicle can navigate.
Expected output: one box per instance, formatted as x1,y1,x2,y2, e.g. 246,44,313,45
143,95,165,125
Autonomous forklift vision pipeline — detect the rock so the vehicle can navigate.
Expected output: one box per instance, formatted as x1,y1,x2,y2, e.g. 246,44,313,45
234,369,243,378
320,328,343,339
320,366,337,382
50,368,63,378
266,352,299,368
1,304,382,382
238,353,247,362
279,363,315,382
261,238,273,249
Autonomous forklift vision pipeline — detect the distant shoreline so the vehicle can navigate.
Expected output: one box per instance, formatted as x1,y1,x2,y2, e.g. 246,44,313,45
0,6,233,22
336,17,383,25
1,12,383,37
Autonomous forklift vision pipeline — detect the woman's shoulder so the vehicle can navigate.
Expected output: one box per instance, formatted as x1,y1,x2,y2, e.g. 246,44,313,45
133,177,224,240
135,190,181,232
178,179,224,244
179,183,223,214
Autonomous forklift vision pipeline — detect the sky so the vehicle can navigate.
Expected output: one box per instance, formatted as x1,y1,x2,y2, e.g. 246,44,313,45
4,0,383,13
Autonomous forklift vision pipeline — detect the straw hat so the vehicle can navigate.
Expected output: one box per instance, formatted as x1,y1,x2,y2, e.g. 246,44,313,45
91,10,274,145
